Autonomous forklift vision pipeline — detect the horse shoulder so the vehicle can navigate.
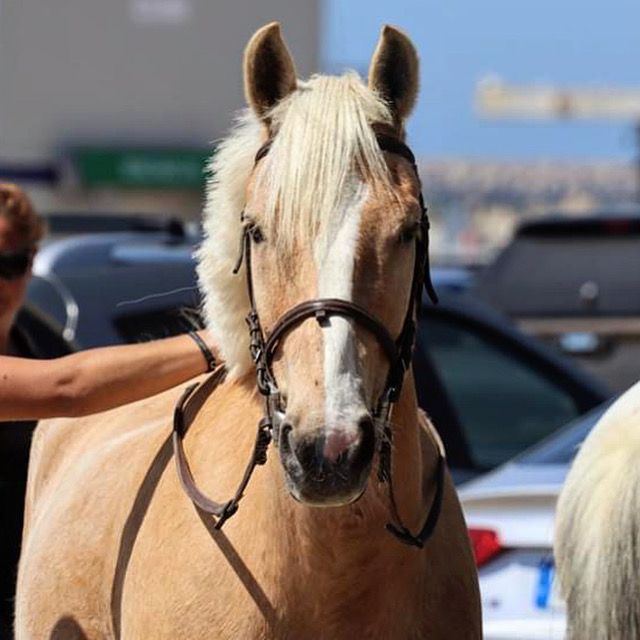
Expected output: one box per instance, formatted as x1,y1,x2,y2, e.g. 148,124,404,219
23,382,200,533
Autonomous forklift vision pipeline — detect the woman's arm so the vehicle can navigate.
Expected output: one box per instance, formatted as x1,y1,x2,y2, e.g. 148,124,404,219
0,331,220,421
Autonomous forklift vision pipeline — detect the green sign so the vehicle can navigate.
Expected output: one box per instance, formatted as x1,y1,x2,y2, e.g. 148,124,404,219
73,148,211,190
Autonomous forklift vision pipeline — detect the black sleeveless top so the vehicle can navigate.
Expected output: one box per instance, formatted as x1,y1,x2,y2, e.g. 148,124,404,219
0,319,45,631
0,307,74,631
0,323,40,482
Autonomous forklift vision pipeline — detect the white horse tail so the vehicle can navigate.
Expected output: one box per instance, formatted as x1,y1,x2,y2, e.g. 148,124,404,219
555,381,640,640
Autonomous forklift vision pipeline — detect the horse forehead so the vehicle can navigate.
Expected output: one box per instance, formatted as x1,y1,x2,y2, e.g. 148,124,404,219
360,160,420,229
246,149,419,257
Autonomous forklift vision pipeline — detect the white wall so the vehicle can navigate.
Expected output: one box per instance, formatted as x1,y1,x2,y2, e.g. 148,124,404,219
0,0,319,163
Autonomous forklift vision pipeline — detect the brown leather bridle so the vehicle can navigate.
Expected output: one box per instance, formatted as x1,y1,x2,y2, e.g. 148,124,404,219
173,132,445,548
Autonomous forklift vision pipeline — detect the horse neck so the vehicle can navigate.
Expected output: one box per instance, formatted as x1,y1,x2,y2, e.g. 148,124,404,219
189,373,440,630
263,374,436,611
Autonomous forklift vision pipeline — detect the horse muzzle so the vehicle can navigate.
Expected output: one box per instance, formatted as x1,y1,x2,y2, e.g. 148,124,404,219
278,416,376,506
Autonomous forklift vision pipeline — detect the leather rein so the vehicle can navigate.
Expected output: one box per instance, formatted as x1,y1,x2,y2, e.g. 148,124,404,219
173,132,445,548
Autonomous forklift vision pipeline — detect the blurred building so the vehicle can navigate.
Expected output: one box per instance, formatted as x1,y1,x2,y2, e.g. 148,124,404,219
0,0,319,217
421,158,637,263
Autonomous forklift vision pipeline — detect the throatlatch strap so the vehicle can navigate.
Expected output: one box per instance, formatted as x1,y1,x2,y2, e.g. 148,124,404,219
385,455,445,549
172,367,272,529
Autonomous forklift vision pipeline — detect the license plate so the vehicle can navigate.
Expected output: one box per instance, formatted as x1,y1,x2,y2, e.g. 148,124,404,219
535,558,565,610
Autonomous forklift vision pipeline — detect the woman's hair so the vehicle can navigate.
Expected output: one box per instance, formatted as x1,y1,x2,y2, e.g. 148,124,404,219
0,183,46,248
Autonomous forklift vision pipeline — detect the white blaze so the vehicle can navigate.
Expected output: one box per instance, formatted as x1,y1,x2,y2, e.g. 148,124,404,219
315,180,369,427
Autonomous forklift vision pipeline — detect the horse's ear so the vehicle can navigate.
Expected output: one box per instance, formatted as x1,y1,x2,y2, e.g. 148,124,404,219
244,22,297,122
368,25,419,125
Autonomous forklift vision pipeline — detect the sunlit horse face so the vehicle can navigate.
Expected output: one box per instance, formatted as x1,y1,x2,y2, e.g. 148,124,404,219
242,24,421,506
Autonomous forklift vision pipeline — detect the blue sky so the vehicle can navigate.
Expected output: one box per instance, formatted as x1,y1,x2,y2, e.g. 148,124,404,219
321,0,640,160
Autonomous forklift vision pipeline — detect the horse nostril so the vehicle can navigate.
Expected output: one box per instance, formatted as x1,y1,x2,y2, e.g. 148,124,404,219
358,416,374,437
354,416,375,468
280,422,294,454
293,437,325,472
282,426,323,471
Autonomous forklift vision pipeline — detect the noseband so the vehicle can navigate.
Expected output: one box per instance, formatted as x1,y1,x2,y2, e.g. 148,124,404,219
173,132,445,549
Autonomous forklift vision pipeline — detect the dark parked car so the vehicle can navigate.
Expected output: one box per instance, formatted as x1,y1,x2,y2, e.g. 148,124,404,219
474,211,640,392
25,227,609,480
416,290,608,482
28,226,201,347
41,211,190,241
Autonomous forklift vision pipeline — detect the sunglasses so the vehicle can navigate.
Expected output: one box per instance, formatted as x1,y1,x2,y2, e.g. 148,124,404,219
0,250,32,280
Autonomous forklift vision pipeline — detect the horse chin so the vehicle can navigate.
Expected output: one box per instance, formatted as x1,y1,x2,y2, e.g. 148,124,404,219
282,465,372,508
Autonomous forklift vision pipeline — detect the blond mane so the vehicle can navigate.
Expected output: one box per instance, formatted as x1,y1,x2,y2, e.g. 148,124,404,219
197,72,394,377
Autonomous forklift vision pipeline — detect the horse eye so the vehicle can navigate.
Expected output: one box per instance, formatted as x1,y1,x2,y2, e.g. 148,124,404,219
249,225,265,244
398,223,419,244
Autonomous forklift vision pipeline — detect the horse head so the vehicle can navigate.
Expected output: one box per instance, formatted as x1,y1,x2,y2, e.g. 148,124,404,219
200,23,424,508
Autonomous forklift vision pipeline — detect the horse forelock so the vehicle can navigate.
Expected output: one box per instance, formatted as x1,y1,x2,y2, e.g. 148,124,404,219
259,72,393,251
197,72,395,377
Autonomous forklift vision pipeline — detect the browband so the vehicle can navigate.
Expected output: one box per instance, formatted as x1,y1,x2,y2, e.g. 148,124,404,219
254,133,417,169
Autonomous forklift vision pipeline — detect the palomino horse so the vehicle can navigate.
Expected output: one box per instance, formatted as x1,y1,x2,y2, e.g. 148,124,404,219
16,23,481,639
555,380,640,639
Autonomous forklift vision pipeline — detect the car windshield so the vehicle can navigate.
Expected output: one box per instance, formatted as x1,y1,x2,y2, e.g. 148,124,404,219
517,401,612,465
